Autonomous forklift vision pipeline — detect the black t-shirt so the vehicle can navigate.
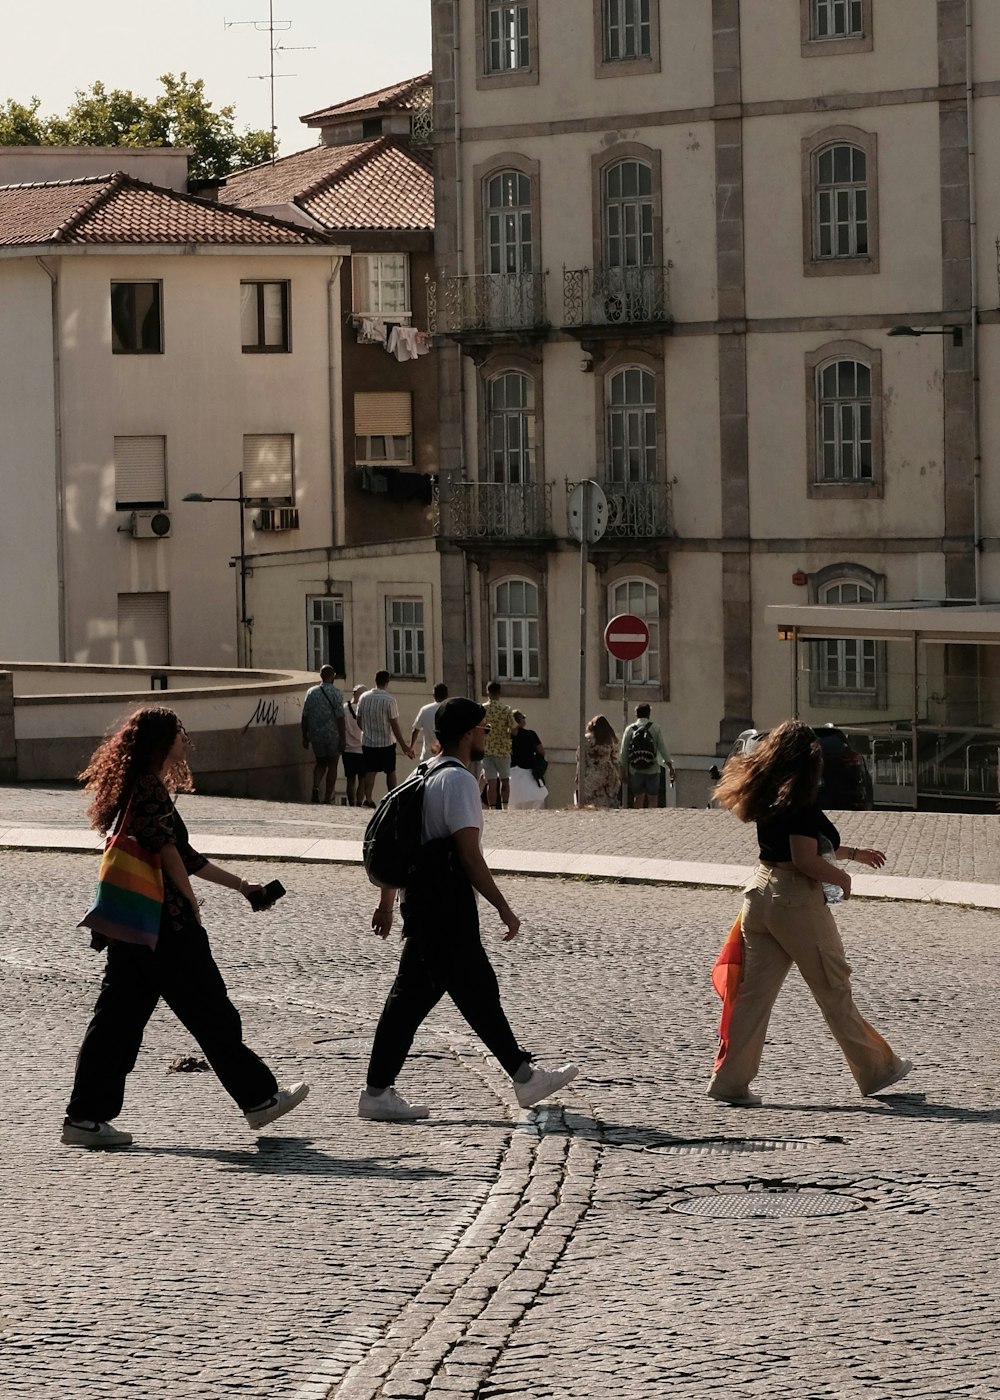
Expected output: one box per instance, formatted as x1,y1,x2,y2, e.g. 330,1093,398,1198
511,728,541,769
756,803,841,864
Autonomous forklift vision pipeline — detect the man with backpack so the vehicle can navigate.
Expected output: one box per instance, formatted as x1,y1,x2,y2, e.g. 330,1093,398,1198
620,702,675,809
359,696,579,1122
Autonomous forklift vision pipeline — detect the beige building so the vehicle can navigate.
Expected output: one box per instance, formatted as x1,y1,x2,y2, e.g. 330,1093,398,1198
422,0,1000,805
0,149,344,669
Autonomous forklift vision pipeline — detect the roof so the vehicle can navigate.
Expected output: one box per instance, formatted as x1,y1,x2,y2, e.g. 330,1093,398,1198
0,172,331,248
222,137,434,233
300,73,431,125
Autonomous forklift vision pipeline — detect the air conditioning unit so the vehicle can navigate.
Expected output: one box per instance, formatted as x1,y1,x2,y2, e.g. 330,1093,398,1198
129,510,171,538
255,506,300,531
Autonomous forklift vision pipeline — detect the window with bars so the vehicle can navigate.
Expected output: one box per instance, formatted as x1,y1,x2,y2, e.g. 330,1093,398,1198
111,282,162,353
812,0,863,39
607,368,656,483
604,0,651,59
386,599,425,678
493,578,540,683
117,592,170,666
352,253,410,318
815,144,868,258
486,171,533,275
486,2,530,72
607,578,660,685
354,392,413,466
488,372,534,485
816,579,877,694
817,360,872,482
307,595,345,674
604,160,654,269
243,434,294,504
241,281,290,352
115,436,166,509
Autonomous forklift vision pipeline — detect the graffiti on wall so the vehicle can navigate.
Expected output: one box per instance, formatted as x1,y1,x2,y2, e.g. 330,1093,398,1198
242,697,280,734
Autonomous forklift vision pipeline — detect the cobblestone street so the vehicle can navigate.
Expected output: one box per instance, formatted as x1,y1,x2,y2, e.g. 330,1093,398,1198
2,791,999,1398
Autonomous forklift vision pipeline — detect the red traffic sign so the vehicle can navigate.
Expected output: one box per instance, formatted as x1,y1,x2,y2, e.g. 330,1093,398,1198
604,613,649,661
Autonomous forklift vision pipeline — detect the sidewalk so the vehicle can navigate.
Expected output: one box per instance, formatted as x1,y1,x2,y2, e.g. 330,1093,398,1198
4,785,1000,911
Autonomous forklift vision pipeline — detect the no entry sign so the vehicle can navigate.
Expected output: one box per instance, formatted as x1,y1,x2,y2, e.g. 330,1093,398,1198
604,613,649,662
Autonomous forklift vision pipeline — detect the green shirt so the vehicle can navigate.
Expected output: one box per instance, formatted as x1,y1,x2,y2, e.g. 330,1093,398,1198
620,719,673,773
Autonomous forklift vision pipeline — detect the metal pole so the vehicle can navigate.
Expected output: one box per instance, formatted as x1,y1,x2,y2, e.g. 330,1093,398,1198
578,481,589,806
911,630,919,810
238,470,249,667
268,0,276,164
621,662,629,808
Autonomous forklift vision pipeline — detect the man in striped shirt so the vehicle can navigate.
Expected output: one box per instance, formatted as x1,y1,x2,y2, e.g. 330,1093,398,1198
357,670,414,806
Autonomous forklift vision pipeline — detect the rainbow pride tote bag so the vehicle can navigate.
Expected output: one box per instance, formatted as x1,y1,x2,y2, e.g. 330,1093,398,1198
79,813,164,949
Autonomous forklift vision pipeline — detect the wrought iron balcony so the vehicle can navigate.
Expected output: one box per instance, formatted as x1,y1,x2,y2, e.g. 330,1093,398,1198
438,477,552,541
562,263,671,328
427,272,548,337
565,478,671,539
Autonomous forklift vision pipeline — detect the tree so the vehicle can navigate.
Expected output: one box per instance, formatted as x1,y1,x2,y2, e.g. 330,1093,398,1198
0,75,274,180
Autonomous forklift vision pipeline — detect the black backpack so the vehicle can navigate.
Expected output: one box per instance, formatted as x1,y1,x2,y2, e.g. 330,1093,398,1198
362,758,465,890
627,721,657,769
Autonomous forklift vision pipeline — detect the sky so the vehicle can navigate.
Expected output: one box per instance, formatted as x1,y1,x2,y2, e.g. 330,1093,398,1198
1,0,432,157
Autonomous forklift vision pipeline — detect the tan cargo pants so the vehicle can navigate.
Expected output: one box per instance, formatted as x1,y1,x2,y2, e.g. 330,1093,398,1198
708,864,898,1098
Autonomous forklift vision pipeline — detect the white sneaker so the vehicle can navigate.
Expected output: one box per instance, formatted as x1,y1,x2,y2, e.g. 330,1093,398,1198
866,1058,914,1096
244,1082,309,1130
61,1118,133,1148
358,1088,430,1121
514,1063,579,1109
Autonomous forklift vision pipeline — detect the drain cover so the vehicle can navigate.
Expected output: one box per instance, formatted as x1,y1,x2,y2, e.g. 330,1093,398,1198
650,1137,819,1157
670,1189,861,1219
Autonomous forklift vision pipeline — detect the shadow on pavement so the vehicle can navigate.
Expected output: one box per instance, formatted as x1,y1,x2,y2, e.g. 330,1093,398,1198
130,1137,451,1178
776,1094,1000,1123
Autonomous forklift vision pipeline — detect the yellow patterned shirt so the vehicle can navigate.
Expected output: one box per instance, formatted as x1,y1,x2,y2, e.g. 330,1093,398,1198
483,700,515,758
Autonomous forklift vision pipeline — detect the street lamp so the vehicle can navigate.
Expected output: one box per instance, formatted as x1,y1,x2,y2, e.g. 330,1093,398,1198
888,324,964,347
182,471,253,666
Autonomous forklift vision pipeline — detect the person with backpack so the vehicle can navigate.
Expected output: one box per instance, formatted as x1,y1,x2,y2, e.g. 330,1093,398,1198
358,696,579,1122
620,703,675,809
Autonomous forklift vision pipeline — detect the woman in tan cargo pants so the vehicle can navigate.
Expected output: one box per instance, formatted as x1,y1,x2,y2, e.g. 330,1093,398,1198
708,720,912,1107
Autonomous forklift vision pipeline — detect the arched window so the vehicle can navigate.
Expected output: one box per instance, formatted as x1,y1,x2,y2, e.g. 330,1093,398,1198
604,160,654,269
488,371,535,486
607,367,656,483
817,359,872,482
816,574,877,695
493,578,540,682
814,143,868,258
607,577,660,685
486,171,533,275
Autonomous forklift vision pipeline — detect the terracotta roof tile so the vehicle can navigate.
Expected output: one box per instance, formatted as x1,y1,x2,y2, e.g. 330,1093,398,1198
222,138,434,233
301,73,431,124
0,172,329,247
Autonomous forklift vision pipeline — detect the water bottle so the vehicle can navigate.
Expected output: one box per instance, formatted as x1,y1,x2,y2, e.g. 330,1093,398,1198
823,882,844,904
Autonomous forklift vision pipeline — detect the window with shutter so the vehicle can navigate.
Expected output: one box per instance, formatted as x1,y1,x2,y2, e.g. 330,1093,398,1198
117,592,170,666
115,436,166,509
242,434,294,504
354,393,413,465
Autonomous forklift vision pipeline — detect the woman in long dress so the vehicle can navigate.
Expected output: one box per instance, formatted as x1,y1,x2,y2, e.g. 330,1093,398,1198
576,714,622,808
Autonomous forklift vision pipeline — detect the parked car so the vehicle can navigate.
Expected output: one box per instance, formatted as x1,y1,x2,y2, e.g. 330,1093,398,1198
727,724,874,811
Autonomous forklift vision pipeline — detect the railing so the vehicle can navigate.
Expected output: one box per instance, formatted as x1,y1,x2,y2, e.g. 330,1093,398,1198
577,479,671,538
837,724,1000,809
427,272,548,336
562,263,671,327
438,478,551,540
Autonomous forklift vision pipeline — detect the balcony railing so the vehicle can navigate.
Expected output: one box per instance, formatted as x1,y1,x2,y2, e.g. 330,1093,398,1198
565,478,671,539
562,263,671,328
427,272,548,336
438,478,552,540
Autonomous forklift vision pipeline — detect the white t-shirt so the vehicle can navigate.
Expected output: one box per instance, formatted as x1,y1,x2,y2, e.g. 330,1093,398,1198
420,758,483,845
411,700,440,761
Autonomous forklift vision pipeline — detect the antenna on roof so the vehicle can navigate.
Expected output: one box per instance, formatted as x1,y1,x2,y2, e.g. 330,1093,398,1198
225,0,315,165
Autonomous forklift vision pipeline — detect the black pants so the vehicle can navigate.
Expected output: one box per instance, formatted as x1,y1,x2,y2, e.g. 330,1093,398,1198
66,919,278,1122
366,897,528,1090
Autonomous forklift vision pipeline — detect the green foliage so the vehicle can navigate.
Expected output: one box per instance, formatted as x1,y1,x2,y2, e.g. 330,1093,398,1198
0,75,274,180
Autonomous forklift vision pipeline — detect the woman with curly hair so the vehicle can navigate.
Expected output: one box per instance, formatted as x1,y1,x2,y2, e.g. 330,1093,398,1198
708,719,911,1107
576,715,621,808
63,707,307,1148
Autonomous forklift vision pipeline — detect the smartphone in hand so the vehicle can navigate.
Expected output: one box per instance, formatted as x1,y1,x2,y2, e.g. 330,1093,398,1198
249,879,286,911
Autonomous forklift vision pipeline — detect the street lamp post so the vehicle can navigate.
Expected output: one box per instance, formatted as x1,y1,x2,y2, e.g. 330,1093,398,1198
182,471,253,666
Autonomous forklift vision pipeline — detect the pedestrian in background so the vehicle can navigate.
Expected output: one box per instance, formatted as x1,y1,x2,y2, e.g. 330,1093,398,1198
301,665,346,804
343,683,366,806
357,671,414,807
482,680,515,810
410,682,448,761
620,703,675,809
509,710,547,810
64,707,307,1148
576,714,621,808
708,719,911,1107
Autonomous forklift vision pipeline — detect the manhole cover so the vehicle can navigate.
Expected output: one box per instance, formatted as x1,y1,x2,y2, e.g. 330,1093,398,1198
650,1137,819,1157
670,1189,862,1219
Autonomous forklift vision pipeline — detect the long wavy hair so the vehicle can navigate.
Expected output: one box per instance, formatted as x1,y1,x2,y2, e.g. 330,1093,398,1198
586,714,617,749
712,719,822,823
79,707,194,833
